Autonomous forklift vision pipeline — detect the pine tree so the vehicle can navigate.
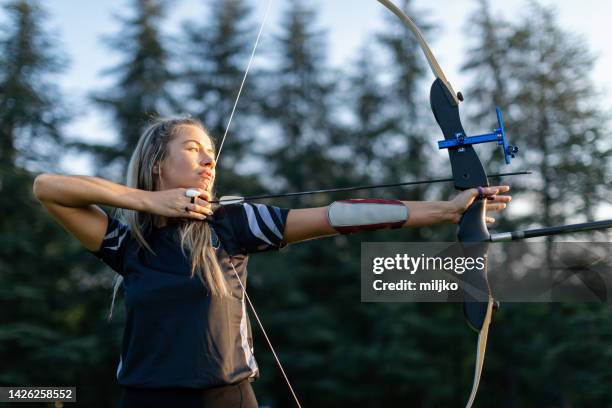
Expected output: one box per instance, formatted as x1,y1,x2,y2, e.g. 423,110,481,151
180,0,260,194
86,0,177,176
463,1,611,229
260,0,341,200
0,0,67,171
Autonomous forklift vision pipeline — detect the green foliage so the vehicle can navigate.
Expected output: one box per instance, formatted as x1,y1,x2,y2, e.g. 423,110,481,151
0,0,68,171
0,166,124,406
2,0,612,406
463,1,612,230
180,0,264,197
83,0,179,176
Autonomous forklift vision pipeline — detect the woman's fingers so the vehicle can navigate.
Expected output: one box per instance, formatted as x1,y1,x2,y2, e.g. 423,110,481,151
487,195,512,203
478,185,510,197
489,185,510,193
195,197,213,208
483,185,511,212
194,201,213,215
196,190,212,202
184,204,210,220
486,202,507,212
179,188,214,219
478,186,500,197
185,197,213,215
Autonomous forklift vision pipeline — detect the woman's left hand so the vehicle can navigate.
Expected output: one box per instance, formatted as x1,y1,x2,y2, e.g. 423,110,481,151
448,185,512,224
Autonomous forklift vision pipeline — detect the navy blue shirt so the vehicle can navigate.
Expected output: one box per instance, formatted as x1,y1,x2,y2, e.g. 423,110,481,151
90,203,289,389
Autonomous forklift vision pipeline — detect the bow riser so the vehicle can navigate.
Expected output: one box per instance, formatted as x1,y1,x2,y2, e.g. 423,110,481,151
430,77,495,408
430,79,490,191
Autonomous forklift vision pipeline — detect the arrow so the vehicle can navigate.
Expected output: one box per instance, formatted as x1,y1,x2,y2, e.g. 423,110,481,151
212,171,531,205
490,219,612,242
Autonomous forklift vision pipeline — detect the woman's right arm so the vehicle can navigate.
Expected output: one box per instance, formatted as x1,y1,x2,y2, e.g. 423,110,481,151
32,174,153,251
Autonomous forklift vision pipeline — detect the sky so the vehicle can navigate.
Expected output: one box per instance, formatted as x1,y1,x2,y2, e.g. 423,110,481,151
4,0,612,178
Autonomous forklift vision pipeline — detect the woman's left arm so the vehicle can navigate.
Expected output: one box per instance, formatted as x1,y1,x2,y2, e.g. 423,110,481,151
283,185,511,244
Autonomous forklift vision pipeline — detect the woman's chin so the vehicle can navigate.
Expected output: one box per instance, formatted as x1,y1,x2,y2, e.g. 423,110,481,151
195,180,212,191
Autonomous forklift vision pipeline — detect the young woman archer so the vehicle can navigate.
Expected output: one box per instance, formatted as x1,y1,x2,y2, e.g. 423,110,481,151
33,117,511,407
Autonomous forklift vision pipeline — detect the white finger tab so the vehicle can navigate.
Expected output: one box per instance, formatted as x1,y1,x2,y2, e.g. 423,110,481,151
185,189,201,198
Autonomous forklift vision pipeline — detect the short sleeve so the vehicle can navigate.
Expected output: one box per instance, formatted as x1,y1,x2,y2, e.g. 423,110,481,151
211,203,289,255
89,215,131,275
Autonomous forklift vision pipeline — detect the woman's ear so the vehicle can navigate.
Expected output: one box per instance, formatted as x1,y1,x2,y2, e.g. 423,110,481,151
152,162,161,175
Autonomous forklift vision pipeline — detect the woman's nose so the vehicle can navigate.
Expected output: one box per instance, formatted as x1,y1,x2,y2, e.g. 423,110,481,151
201,152,216,168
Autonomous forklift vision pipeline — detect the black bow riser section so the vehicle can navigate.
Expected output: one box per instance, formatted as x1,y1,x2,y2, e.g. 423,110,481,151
459,203,491,331
430,79,489,191
460,241,491,331
458,199,491,243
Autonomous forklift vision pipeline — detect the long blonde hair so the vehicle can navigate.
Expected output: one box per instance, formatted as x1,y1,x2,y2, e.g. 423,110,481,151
108,117,229,319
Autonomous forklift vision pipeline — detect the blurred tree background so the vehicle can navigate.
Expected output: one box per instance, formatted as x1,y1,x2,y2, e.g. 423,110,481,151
1,0,611,407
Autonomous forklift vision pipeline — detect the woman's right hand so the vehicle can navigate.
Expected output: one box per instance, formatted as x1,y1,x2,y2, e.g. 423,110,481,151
144,188,213,220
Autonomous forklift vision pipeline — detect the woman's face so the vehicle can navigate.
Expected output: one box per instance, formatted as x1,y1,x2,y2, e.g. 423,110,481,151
156,125,216,192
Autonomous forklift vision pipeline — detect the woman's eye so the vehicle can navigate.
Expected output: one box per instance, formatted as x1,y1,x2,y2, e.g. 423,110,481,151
188,147,199,152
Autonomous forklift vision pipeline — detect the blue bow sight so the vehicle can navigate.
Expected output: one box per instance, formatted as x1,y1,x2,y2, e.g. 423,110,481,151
437,108,519,164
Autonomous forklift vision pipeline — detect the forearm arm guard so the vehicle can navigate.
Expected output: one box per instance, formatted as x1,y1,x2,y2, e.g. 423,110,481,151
327,199,408,234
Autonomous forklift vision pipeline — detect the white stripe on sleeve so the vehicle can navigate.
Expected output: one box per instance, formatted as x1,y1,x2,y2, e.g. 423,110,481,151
243,204,273,245
252,203,282,240
104,225,128,251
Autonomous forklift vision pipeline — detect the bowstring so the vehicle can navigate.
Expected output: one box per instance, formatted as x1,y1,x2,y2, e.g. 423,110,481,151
215,0,273,163
229,261,302,408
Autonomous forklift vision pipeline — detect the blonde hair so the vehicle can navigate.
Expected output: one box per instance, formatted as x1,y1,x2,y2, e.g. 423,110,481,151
108,117,229,319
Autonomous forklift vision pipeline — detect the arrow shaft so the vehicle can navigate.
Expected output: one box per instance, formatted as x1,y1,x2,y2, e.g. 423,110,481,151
213,171,531,204
490,219,612,242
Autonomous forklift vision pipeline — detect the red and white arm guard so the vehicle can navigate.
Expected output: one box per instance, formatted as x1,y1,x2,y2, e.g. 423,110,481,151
327,199,409,234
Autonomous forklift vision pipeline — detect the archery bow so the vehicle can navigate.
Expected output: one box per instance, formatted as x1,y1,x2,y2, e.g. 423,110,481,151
376,1,501,407
377,3,612,407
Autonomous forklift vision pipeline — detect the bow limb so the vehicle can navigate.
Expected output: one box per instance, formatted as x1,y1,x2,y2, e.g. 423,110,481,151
376,0,460,105
466,298,494,408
